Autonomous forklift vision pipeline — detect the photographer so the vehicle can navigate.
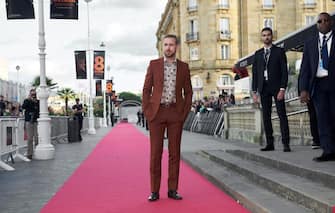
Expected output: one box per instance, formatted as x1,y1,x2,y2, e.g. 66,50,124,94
22,89,39,160
72,98,84,141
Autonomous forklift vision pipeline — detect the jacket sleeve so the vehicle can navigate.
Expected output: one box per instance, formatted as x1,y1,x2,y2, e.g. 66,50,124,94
280,48,288,89
251,52,258,92
299,42,311,93
142,62,153,116
183,64,193,120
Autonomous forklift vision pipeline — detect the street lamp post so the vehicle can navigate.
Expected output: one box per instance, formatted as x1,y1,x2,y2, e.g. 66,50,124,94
107,66,111,126
15,65,20,103
85,0,96,134
34,0,55,160
100,42,107,127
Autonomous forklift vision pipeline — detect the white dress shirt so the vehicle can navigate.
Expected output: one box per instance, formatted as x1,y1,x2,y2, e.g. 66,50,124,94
317,31,332,77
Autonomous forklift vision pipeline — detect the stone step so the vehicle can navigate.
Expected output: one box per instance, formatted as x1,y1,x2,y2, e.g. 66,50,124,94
182,152,311,213
202,150,335,213
226,149,335,190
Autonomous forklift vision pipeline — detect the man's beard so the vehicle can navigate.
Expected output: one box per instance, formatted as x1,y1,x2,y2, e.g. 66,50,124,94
164,51,176,58
263,39,272,45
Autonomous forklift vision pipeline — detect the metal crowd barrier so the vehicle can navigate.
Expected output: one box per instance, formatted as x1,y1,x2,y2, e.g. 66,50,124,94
0,117,29,171
186,111,224,136
183,112,196,131
0,116,93,171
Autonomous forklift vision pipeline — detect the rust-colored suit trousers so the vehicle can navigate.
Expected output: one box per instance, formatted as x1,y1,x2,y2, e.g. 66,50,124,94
148,104,184,193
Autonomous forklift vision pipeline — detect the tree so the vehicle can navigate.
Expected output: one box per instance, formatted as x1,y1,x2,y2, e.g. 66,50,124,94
57,88,76,116
31,76,58,90
118,92,141,103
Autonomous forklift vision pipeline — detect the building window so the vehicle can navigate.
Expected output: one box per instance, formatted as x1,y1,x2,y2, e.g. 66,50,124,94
188,0,198,12
192,75,203,88
218,74,232,86
219,18,230,32
221,45,230,60
263,0,274,8
305,16,315,25
190,47,199,61
263,18,274,29
186,19,199,41
219,0,229,8
304,0,316,7
190,19,198,33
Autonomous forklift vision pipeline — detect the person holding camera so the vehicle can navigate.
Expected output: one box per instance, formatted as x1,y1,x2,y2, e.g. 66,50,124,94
22,89,39,160
72,98,84,141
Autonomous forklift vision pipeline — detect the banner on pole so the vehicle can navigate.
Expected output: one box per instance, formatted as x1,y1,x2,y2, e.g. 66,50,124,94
50,0,78,19
96,80,102,97
106,80,113,96
75,51,87,79
93,51,105,79
6,0,35,19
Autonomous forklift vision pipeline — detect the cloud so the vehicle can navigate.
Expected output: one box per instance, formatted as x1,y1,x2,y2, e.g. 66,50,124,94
0,0,167,94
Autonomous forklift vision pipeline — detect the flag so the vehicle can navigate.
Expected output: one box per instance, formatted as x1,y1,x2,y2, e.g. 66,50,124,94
106,80,113,96
75,51,87,79
6,0,35,19
96,80,102,97
93,51,105,79
50,0,78,19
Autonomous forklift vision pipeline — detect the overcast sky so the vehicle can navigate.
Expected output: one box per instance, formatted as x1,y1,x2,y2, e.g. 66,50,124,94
0,0,166,95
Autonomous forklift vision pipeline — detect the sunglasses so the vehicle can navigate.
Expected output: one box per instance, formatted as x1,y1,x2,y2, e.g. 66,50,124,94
317,19,330,24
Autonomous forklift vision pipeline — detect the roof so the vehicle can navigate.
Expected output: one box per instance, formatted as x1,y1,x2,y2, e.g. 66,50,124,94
235,13,335,68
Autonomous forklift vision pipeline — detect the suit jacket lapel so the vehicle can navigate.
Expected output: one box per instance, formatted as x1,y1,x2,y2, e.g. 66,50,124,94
330,35,335,58
176,59,182,90
311,37,319,76
158,57,164,88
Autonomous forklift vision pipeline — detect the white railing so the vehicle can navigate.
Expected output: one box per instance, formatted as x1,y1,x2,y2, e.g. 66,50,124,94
0,116,92,171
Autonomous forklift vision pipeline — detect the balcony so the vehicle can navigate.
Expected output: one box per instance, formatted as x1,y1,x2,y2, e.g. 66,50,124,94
187,5,198,12
218,4,229,9
218,31,232,41
303,2,317,8
215,59,235,68
186,32,200,42
262,4,274,10
189,60,203,69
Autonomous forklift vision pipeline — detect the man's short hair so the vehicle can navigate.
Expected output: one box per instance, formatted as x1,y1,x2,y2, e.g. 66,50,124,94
75,98,80,101
163,34,179,45
261,27,273,35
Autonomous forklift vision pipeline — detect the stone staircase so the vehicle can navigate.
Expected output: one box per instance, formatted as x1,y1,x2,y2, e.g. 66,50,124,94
182,149,335,213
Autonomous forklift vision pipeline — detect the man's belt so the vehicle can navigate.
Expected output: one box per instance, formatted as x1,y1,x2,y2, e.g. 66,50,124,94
160,102,176,108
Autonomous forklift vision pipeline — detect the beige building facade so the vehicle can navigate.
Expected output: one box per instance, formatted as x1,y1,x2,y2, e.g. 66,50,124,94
156,0,335,100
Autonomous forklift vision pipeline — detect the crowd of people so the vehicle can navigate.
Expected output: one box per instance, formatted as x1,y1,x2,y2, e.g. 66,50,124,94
191,93,235,113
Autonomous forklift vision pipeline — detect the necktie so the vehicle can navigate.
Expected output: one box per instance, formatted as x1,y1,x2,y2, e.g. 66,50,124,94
321,35,329,69
264,48,270,63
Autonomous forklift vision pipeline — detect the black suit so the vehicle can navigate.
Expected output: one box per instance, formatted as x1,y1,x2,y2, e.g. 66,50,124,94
252,45,290,146
299,34,335,154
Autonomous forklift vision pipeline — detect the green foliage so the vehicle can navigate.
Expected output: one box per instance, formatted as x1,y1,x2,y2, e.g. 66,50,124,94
31,76,58,89
118,91,141,102
57,88,76,116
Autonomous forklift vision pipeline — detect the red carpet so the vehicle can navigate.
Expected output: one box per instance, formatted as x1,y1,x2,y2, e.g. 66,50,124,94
41,123,249,213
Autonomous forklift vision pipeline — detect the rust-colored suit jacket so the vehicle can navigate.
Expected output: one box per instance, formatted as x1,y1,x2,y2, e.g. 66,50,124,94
142,57,193,122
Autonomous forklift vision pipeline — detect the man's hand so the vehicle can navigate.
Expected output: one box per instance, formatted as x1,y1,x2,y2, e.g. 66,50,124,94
253,93,259,104
300,91,310,103
277,90,285,101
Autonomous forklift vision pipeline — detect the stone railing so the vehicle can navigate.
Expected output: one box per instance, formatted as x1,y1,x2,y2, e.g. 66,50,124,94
185,95,312,146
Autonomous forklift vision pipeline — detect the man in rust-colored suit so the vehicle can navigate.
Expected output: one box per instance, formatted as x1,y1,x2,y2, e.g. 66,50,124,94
142,34,193,202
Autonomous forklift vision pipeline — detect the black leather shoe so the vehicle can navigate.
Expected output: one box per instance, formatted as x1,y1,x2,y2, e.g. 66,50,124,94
168,190,182,200
283,145,291,152
148,192,159,202
260,145,274,151
313,153,335,162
